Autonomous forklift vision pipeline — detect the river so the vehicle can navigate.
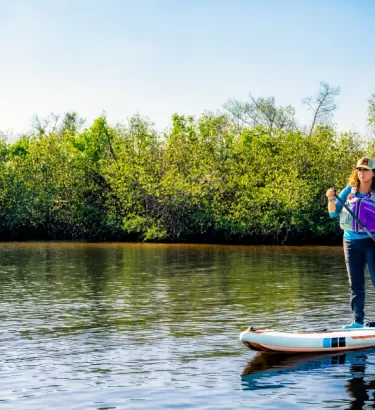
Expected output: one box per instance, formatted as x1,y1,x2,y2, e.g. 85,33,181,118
1,242,375,409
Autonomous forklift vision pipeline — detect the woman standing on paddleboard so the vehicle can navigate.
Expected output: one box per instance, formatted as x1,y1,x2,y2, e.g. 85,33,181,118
326,156,375,329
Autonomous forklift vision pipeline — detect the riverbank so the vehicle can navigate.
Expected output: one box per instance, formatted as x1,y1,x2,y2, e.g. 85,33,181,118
0,113,367,245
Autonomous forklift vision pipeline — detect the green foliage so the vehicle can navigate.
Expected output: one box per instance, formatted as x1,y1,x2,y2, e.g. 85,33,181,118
0,105,373,243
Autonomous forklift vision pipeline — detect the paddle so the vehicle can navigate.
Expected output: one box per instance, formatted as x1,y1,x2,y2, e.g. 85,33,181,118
333,190,375,243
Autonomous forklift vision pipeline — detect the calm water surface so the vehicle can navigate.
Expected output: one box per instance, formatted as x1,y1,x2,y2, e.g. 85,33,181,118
1,242,375,409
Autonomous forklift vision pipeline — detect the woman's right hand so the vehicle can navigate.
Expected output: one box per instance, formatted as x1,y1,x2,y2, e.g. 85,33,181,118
326,187,336,201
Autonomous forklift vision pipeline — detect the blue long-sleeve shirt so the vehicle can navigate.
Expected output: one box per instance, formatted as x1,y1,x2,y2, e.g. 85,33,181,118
329,185,369,240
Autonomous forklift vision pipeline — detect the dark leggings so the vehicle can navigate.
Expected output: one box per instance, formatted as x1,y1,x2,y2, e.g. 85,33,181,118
344,238,375,323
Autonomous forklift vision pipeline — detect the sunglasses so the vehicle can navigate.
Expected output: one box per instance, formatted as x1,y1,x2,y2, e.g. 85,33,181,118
356,167,372,172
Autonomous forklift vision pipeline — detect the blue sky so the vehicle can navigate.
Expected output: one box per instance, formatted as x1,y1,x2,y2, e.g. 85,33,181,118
1,0,374,136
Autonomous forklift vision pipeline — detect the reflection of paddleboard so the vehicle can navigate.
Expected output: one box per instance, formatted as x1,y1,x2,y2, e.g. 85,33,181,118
241,351,349,377
240,326,375,353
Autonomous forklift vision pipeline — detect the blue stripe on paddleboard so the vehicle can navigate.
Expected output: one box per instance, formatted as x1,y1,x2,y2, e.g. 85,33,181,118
323,338,331,348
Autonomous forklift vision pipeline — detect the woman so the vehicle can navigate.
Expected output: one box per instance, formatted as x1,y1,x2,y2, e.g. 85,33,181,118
326,156,375,328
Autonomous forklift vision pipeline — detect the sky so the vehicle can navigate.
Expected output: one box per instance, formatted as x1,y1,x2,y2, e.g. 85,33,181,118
1,0,374,137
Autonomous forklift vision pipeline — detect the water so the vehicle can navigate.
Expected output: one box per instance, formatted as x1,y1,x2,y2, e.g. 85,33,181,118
1,242,375,409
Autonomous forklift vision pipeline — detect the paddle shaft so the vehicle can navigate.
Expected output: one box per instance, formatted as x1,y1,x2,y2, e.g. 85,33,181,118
334,193,375,242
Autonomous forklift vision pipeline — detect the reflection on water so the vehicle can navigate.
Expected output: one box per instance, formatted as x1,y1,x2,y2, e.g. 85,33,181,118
241,350,375,409
241,351,348,377
1,242,375,409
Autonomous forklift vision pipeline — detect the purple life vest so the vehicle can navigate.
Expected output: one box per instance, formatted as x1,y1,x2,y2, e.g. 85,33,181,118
350,192,375,232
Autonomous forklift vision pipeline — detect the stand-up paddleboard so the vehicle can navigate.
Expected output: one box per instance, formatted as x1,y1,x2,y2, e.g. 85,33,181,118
240,326,375,353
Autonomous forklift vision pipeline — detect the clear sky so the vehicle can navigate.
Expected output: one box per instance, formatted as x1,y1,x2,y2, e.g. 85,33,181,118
1,0,374,136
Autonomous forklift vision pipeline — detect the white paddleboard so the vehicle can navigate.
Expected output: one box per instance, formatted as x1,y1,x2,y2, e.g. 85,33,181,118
240,326,375,353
